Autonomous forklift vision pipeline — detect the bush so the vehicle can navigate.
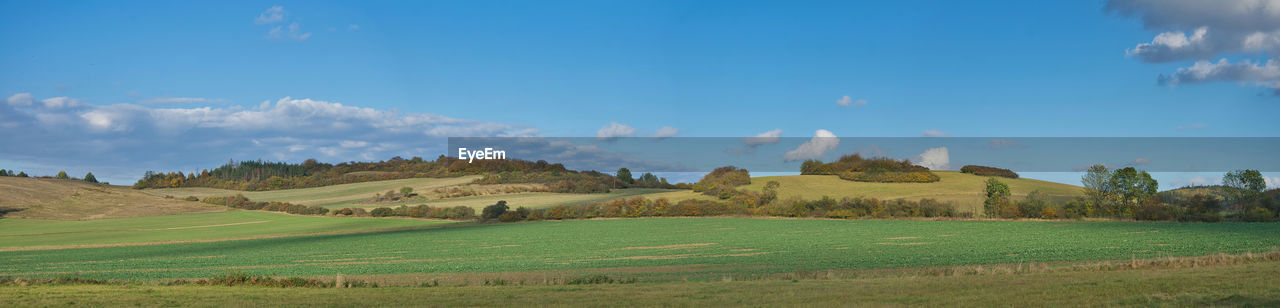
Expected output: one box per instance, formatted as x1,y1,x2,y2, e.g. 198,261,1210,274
960,165,1019,179
482,201,509,220
369,207,394,217
183,196,200,202
839,170,939,183
692,166,751,194
497,211,524,222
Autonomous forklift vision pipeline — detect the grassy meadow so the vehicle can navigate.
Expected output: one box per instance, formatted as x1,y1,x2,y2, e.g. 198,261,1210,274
2,218,1277,282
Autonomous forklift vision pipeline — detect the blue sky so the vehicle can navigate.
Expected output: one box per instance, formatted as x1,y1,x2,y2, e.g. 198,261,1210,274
2,1,1278,185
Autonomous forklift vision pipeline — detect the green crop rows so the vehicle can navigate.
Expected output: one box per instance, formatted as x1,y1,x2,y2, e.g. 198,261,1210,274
2,218,1278,280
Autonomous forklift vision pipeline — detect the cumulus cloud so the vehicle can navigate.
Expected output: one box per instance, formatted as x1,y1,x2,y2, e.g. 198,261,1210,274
743,129,783,147
912,147,950,170
6,93,33,107
652,126,680,139
1157,58,1280,89
596,122,636,141
1267,176,1280,188
0,94,535,183
783,129,838,161
1108,0,1280,93
836,95,867,107
255,6,286,24
921,129,951,137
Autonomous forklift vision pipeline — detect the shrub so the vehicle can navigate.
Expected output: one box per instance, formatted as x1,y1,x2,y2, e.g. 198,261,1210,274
55,171,70,180
482,201,509,220
567,274,615,285
183,196,200,202
692,166,751,193
369,207,394,217
839,170,939,183
497,211,523,222
960,165,1019,179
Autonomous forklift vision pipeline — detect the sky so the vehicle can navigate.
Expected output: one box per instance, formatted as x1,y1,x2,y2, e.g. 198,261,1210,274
2,0,1279,186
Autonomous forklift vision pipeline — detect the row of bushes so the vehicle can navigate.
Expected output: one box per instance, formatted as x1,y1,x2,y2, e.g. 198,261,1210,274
838,171,940,183
960,165,1019,179
464,194,962,223
802,154,939,183
340,204,477,220
201,195,330,215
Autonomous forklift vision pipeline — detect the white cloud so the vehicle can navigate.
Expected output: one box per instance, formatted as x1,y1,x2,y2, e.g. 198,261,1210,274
0,94,537,182
921,129,951,137
653,126,680,139
596,122,636,141
6,93,33,106
255,6,286,25
1157,58,1280,91
1108,0,1280,93
348,24,360,31
1132,157,1152,165
912,147,950,170
41,97,81,109
783,129,838,161
1266,176,1280,188
269,22,312,41
743,129,782,147
836,95,867,107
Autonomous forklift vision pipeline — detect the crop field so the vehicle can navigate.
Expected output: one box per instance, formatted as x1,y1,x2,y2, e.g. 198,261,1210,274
144,177,480,208
640,172,1084,213
2,218,1277,283
0,211,453,250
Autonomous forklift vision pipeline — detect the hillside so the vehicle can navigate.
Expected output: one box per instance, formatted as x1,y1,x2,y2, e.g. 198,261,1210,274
636,171,1083,213
0,177,225,220
144,176,480,208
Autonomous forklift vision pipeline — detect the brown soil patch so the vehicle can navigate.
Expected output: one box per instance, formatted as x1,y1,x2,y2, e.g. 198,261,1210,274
620,243,717,250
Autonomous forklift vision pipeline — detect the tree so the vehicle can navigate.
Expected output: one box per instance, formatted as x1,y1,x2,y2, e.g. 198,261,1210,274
399,186,414,197
0,170,7,176
1108,167,1157,218
984,177,1011,217
482,200,509,220
55,171,70,180
616,168,634,185
638,172,659,185
1081,164,1111,211
84,172,98,183
16,171,28,177
1223,169,1266,209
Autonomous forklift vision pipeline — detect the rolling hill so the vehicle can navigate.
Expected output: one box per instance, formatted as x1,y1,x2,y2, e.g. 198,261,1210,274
0,177,225,220
636,171,1084,213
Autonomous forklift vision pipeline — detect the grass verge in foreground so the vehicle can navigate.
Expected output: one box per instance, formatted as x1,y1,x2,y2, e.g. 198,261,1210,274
1,256,1277,307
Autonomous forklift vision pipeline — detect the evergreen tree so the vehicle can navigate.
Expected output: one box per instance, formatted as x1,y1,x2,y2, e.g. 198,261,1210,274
84,172,98,183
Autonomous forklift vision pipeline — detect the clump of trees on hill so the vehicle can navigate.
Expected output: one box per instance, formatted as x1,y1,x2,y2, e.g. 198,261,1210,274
201,195,330,215
801,154,939,183
0,170,30,177
692,166,751,197
960,165,1019,179
979,167,1279,222
133,156,687,193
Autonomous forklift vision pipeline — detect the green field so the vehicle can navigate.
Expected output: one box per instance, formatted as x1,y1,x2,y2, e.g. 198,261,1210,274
4,259,1278,307
0,211,452,250
641,172,1084,213
3,218,1277,282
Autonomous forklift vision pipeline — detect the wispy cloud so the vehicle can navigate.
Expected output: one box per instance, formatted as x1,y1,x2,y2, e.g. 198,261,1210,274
921,129,950,137
836,95,867,107
255,6,286,25
653,126,680,139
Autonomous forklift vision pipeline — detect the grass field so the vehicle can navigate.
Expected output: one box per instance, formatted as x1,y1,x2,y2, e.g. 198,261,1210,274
639,172,1084,213
3,259,1277,307
2,218,1277,282
0,211,453,250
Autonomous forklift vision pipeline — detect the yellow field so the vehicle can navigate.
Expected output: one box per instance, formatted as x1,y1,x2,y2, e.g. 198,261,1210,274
144,176,480,208
633,171,1083,213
